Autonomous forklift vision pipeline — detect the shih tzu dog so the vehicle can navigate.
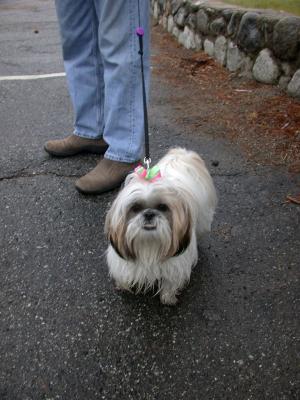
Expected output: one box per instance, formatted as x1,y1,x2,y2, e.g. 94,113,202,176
105,148,217,305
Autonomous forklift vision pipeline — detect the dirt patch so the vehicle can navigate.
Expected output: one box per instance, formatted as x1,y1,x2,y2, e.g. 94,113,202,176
151,24,300,173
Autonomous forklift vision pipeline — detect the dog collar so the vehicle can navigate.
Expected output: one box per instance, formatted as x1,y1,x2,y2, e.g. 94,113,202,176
135,165,161,182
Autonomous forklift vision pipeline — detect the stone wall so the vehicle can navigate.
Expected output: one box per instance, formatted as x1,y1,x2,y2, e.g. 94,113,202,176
151,0,300,98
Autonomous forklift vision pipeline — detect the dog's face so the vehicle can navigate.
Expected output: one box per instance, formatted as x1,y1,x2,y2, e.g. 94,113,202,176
105,179,192,263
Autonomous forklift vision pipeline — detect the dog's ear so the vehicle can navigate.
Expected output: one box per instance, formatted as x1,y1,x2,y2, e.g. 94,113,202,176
173,218,191,257
109,236,125,260
105,207,136,261
165,200,192,258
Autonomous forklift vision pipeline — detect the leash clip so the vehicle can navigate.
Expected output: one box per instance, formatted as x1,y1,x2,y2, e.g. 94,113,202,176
144,157,151,170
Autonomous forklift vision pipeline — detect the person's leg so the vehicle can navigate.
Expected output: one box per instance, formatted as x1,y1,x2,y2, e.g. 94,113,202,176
99,0,150,163
45,0,108,157
75,0,150,193
55,0,104,139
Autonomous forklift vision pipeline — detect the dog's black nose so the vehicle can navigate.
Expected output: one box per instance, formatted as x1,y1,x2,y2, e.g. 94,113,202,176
143,210,156,221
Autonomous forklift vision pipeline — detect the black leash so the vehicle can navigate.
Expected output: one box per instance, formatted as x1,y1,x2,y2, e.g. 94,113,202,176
136,0,151,169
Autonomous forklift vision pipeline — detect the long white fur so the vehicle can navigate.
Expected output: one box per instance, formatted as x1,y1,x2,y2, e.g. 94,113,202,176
107,231,197,303
157,147,217,236
105,148,217,305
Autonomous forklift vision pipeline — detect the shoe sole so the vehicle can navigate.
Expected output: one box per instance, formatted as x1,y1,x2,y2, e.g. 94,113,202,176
44,145,108,157
75,182,122,195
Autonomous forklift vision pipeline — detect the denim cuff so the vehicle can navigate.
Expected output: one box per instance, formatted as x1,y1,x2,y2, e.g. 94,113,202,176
104,151,141,164
74,129,102,140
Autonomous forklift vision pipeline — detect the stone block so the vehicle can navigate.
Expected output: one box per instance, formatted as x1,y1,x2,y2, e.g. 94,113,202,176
186,13,197,30
179,26,196,49
153,1,159,19
273,17,300,61
227,10,244,38
238,56,254,78
167,15,174,32
196,9,209,35
222,9,234,22
211,17,226,36
162,15,168,29
171,0,185,15
279,76,291,90
187,1,203,13
237,12,265,53
252,49,280,84
257,15,278,49
178,29,186,46
174,6,188,27
204,38,215,57
172,25,180,38
281,62,293,77
227,41,244,72
288,69,300,98
214,36,227,66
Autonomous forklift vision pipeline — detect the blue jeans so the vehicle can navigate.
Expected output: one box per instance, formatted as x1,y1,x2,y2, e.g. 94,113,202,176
55,0,150,162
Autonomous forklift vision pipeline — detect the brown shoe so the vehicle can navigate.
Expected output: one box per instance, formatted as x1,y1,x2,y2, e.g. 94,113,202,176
44,134,108,157
75,158,139,194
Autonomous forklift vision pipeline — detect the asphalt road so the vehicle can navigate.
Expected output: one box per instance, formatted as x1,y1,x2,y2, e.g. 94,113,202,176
0,1,299,399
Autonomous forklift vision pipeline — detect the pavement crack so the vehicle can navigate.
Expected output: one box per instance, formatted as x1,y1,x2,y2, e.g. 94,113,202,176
0,170,249,182
0,170,81,181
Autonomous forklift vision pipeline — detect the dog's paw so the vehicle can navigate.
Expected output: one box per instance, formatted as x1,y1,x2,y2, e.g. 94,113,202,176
115,282,133,293
160,292,178,306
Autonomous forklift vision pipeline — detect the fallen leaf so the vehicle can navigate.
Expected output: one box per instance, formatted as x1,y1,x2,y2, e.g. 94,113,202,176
286,194,300,205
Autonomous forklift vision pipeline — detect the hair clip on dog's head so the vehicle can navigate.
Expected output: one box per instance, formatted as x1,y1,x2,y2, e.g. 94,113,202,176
135,165,161,183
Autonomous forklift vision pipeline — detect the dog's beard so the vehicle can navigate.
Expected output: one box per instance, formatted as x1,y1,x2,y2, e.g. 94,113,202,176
125,214,173,265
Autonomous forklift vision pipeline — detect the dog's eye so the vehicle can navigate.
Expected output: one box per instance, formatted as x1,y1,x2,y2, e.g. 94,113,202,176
156,203,169,212
131,203,143,213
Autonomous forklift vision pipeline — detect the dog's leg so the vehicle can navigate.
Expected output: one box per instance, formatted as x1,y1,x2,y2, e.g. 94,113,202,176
159,279,179,305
